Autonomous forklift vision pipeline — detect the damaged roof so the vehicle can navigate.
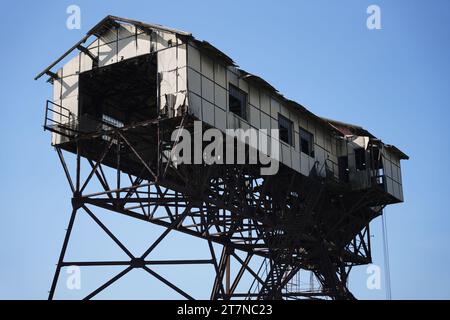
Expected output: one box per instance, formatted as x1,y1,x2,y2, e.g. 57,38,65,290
322,118,409,160
35,15,408,160
34,15,225,81
34,15,193,81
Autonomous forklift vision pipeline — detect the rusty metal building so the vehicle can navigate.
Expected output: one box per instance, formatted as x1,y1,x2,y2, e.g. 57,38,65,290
36,16,408,300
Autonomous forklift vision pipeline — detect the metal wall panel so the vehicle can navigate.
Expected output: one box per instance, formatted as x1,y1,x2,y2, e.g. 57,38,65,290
315,147,326,177
280,103,289,118
249,105,260,128
98,43,117,67
188,92,202,120
158,46,177,72
271,118,278,135
188,45,201,72
214,62,226,88
291,149,300,172
227,112,240,130
188,68,201,96
381,149,404,201
298,116,307,132
53,79,62,101
159,31,177,50
118,37,137,61
136,33,151,56
177,44,187,68
384,158,392,177
307,119,315,139
80,51,94,73
118,24,135,40
177,67,187,92
259,130,269,156
61,75,79,99
159,70,177,113
249,86,259,107
393,182,400,201
214,84,227,111
309,155,316,175
158,45,185,114
270,97,280,118
255,90,270,114
300,151,310,176
214,106,227,131
62,55,80,77
98,29,117,46
397,160,403,184
293,129,300,151
386,177,394,196
61,95,78,116
227,69,238,88
392,163,399,182
291,113,299,134
201,76,214,103
240,120,250,131
201,55,214,80
260,112,271,130
202,99,215,126
316,127,324,149
281,143,292,168
238,79,249,95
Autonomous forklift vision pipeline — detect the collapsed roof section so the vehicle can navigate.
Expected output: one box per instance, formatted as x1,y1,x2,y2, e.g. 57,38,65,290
35,15,408,159
322,118,409,160
34,15,230,81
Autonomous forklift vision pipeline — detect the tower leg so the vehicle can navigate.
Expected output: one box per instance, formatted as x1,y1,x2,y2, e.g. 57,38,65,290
315,248,355,300
48,208,77,300
45,125,374,300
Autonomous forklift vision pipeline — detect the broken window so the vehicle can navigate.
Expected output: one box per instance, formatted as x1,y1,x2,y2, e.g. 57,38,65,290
300,127,314,157
101,114,123,143
338,156,349,183
278,114,293,146
355,148,367,171
229,84,247,120
79,54,158,127
102,114,124,128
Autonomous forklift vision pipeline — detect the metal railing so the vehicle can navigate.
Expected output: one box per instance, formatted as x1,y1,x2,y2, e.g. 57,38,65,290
44,100,78,138
44,100,118,140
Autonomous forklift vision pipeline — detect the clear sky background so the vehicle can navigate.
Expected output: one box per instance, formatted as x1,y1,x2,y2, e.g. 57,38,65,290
1,0,449,300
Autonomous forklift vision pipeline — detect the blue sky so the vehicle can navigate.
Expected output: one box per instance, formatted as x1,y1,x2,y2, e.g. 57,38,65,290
1,0,450,299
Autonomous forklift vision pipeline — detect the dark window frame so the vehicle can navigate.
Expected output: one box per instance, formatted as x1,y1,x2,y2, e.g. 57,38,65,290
278,113,294,146
228,83,248,120
354,147,367,171
299,127,314,157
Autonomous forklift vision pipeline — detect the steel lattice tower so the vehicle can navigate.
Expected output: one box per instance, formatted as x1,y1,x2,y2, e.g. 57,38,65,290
36,16,407,300
45,114,385,300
